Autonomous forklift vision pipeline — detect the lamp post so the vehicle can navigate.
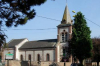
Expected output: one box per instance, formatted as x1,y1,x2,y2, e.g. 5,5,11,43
38,57,41,66
30,59,31,66
63,47,66,66
64,58,66,66
38,60,41,66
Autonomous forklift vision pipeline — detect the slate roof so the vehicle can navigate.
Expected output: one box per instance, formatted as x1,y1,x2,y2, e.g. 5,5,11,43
20,39,57,49
8,38,26,48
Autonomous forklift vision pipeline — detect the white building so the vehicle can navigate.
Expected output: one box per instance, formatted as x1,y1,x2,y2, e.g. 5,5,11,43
2,5,72,62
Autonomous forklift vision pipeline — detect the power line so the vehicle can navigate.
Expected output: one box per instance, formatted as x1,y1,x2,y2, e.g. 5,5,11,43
3,28,57,31
36,15,61,22
85,17,100,28
36,15,100,28
2,15,100,31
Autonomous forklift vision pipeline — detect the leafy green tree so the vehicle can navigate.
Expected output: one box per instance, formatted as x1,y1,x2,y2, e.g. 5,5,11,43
0,0,46,47
70,12,93,66
92,38,100,66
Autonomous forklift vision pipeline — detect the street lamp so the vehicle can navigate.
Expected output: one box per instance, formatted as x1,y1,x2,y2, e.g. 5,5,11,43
38,57,41,66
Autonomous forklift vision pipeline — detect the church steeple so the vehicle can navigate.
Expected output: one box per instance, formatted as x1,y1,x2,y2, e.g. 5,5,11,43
57,4,72,62
57,5,72,42
61,5,71,24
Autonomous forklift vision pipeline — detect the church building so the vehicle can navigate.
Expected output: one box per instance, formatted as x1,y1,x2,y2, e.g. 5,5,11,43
2,5,73,62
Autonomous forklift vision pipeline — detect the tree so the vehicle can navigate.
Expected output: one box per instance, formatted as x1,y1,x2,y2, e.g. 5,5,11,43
0,0,46,47
92,37,100,66
70,12,93,66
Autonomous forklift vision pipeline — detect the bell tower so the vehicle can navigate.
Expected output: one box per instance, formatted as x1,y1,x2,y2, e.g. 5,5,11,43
57,5,72,62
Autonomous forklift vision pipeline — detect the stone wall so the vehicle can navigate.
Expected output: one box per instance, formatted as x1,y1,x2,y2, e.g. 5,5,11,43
5,60,38,66
85,63,92,66
4,60,72,66
92,62,100,66
84,62,100,66
65,62,71,66
5,60,21,66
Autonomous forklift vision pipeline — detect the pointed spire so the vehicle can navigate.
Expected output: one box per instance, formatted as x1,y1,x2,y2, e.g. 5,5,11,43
62,5,71,24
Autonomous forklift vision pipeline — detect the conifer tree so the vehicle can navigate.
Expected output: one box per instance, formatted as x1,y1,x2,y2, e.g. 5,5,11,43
70,12,93,66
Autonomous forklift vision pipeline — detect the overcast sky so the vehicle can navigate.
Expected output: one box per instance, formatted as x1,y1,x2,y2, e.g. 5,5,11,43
4,0,100,42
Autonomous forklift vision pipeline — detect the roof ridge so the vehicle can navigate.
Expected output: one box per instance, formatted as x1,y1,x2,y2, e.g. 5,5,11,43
25,41,51,43
12,38,27,40
32,38,57,41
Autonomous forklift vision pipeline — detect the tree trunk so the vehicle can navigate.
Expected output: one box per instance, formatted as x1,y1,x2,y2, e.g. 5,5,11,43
97,61,99,66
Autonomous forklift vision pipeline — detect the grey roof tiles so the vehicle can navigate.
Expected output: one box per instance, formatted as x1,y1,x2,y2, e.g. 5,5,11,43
20,41,57,49
8,38,25,48
8,39,57,49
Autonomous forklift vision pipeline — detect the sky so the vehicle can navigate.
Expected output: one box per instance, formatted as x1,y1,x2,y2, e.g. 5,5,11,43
4,0,100,42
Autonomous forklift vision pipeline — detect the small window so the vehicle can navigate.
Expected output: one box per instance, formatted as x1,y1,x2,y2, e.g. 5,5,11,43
28,54,31,60
61,31,67,42
46,54,50,61
20,55,23,61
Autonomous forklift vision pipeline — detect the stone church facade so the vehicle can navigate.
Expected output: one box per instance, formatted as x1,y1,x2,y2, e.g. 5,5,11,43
2,5,72,62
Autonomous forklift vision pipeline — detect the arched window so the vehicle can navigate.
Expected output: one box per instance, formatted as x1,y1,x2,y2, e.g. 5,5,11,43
28,54,31,60
20,55,23,61
62,33,64,42
46,54,50,61
61,30,67,42
37,54,40,61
